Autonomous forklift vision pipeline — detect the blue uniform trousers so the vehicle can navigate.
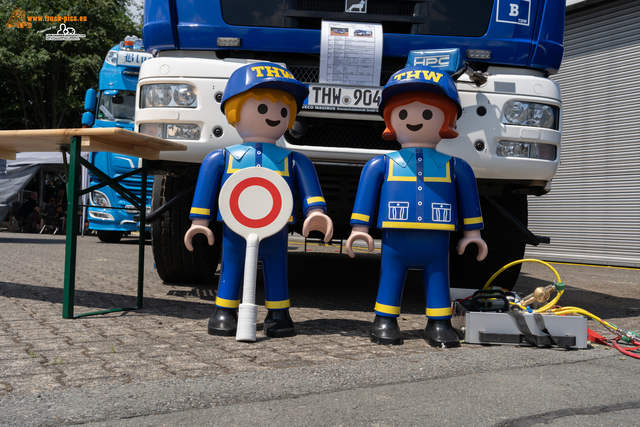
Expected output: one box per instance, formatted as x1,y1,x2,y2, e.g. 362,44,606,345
215,225,290,311
375,229,452,319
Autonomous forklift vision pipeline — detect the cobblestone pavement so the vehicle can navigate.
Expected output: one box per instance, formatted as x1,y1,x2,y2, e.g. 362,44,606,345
1,232,639,399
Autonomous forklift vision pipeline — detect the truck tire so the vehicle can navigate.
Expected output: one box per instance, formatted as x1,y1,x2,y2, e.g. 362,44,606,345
151,174,221,284
97,230,124,243
449,193,527,291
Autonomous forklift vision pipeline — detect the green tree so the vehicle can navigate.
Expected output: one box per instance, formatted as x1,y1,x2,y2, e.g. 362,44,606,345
0,0,141,130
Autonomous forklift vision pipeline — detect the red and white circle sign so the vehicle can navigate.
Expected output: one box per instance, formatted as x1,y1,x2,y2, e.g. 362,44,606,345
219,167,293,240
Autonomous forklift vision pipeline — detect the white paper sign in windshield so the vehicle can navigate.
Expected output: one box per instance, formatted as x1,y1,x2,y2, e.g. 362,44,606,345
306,20,383,113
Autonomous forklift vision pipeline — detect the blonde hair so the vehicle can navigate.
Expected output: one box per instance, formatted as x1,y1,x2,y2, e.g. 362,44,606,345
224,88,297,129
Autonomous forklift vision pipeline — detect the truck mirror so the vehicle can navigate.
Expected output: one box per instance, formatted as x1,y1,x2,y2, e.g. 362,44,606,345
112,95,124,105
81,111,95,127
84,88,97,112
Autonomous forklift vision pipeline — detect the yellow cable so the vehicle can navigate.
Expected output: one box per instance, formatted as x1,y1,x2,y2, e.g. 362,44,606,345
510,301,528,310
483,258,562,290
549,306,620,333
551,306,605,323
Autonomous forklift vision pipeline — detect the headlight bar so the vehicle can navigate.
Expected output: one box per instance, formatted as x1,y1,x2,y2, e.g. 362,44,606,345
140,83,198,108
502,101,559,130
139,123,202,140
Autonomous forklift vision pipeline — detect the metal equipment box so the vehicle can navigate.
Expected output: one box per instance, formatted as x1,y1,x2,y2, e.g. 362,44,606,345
451,289,588,349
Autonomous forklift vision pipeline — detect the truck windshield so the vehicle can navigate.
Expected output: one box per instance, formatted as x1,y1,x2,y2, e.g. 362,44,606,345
97,90,136,123
220,0,494,37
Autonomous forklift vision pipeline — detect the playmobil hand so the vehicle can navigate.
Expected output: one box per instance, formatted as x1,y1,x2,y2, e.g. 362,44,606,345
302,209,334,242
457,229,488,261
345,225,374,258
184,219,214,251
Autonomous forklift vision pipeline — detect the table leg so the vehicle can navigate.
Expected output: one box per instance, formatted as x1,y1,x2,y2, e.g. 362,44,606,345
137,159,147,309
62,136,81,319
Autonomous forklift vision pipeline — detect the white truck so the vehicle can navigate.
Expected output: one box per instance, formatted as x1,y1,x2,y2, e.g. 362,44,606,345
137,0,564,290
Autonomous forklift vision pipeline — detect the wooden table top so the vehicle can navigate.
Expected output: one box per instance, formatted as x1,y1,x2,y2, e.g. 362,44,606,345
0,128,187,160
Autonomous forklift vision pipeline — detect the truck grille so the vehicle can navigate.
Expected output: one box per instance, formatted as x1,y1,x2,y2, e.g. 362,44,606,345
286,118,400,151
289,66,320,84
296,0,419,16
289,65,395,86
221,0,492,37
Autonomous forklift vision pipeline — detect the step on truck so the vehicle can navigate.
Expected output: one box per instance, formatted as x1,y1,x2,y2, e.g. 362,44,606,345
82,36,154,243
137,0,564,289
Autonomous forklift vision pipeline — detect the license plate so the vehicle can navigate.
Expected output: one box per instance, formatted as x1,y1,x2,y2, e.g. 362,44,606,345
303,84,381,113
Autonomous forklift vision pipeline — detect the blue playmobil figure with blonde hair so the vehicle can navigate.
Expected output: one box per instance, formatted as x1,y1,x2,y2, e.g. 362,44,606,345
184,62,333,338
346,65,488,348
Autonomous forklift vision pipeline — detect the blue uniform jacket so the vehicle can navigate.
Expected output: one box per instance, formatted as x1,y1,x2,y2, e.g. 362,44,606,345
350,148,483,231
190,143,327,223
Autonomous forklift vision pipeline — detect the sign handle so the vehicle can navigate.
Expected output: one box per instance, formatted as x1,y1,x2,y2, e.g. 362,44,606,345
236,232,259,342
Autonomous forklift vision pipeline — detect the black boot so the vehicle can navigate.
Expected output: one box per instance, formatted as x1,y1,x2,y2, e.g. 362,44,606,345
423,319,460,348
264,309,295,338
369,315,403,345
207,307,238,336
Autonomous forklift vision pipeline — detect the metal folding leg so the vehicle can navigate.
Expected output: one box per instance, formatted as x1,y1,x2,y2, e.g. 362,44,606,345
62,136,148,318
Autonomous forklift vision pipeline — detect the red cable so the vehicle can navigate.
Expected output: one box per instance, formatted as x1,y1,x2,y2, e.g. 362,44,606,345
587,328,640,359
612,337,640,359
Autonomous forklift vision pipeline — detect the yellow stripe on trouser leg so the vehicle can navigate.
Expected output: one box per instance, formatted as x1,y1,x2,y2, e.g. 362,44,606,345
215,297,240,309
426,307,452,317
375,302,401,316
265,299,290,309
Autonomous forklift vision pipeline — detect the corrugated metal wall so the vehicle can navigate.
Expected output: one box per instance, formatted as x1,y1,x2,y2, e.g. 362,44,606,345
526,0,640,266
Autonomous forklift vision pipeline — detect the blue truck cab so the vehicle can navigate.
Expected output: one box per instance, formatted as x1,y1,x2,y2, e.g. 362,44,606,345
136,0,565,288
82,37,154,243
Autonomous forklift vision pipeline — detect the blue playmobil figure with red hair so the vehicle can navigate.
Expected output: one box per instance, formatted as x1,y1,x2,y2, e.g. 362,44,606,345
346,66,488,348
185,62,333,338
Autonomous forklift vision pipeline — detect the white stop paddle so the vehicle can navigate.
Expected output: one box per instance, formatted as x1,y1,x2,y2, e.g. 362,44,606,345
218,167,293,342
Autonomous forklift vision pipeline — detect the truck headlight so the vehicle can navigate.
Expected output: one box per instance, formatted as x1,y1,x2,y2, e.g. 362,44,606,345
92,190,111,207
105,50,118,66
142,84,172,107
140,84,197,108
138,123,163,138
88,211,114,220
166,124,201,140
502,101,558,130
139,123,201,140
173,84,197,106
496,141,557,160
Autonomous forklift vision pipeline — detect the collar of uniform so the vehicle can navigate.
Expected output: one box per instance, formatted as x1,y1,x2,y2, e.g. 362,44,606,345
424,148,452,169
226,143,292,163
262,143,291,163
385,148,415,168
385,147,451,169
226,144,251,161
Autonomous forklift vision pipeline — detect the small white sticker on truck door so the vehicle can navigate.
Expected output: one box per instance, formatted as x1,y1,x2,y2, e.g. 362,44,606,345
496,0,531,26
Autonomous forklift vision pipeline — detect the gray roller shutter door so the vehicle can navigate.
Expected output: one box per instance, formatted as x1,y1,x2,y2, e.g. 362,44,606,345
525,0,640,266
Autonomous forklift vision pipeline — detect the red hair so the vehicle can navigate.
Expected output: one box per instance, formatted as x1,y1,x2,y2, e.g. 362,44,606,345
382,92,459,141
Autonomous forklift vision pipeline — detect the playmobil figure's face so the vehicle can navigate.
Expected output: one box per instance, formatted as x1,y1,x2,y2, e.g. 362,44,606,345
390,101,445,148
234,96,291,144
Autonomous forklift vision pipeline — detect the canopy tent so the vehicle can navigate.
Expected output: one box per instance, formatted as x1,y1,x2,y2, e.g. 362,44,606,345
0,151,89,226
